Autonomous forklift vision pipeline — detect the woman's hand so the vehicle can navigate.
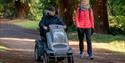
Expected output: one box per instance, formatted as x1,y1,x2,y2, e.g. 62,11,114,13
64,25,67,29
91,28,94,35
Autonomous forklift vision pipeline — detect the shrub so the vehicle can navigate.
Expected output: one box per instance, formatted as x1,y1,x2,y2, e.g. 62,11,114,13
109,16,125,35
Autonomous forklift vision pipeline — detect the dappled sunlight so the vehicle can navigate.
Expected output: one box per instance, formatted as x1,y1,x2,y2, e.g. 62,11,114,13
107,41,125,53
69,40,125,53
68,32,125,53
69,41,79,45
0,45,33,52
0,46,6,49
68,32,125,43
69,41,95,45
93,41,125,53
0,37,35,52
0,44,33,52
8,48,33,52
0,38,124,53
0,38,35,42
0,45,8,51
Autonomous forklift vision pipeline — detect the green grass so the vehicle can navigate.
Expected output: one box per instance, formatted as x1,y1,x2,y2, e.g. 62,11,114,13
0,60,3,63
13,19,125,53
13,19,39,30
92,34,125,43
0,45,7,63
0,45,7,52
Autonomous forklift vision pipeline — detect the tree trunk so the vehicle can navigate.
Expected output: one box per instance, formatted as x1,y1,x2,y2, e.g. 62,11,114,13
93,0,109,34
15,0,29,18
58,0,76,26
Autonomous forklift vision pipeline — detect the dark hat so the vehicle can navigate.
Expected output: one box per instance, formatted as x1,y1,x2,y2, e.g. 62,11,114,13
48,6,55,12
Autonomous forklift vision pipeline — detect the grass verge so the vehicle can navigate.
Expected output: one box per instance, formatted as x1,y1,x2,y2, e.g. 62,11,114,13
12,19,39,31
0,60,3,63
69,33,125,53
0,45,7,52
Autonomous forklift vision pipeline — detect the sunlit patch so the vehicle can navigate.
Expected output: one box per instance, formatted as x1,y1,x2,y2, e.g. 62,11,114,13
93,41,125,53
69,41,88,45
0,46,6,49
0,38,35,42
0,38,35,52
108,41,125,53
0,46,8,51
70,41,125,53
0,45,33,52
9,48,33,52
69,41,79,45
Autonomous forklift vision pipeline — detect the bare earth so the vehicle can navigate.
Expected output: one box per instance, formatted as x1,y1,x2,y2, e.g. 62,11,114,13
0,21,125,63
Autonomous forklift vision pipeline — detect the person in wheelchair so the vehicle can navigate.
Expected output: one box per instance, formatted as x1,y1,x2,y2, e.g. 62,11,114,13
39,6,66,41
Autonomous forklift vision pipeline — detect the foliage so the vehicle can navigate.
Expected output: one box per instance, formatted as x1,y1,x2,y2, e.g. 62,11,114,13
0,0,15,18
28,0,43,20
108,0,125,16
67,24,76,32
0,5,4,17
109,16,125,35
28,0,58,20
108,0,125,35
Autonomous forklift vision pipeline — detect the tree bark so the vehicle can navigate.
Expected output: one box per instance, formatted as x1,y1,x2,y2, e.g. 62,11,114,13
58,0,76,26
15,0,29,18
93,0,109,34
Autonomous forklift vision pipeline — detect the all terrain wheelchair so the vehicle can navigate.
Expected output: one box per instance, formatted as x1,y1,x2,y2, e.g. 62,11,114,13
34,25,74,63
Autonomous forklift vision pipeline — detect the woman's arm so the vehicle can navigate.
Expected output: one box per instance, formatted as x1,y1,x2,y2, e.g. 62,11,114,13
89,8,94,28
75,8,80,27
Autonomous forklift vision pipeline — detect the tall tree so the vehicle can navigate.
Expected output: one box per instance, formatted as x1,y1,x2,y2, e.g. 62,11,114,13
15,0,30,18
58,0,76,26
93,0,109,34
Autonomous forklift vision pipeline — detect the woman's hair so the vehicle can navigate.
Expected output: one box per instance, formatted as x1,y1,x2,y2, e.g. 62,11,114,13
81,0,89,2
80,0,89,4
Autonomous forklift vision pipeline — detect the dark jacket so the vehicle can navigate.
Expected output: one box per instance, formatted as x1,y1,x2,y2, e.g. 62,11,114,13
39,14,64,28
39,14,65,37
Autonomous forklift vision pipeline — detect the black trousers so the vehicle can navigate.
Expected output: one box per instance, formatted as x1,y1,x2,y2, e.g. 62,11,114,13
77,28,93,54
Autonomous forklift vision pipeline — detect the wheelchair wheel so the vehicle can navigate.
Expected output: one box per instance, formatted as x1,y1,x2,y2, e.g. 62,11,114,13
43,53,49,63
34,44,41,61
67,55,74,63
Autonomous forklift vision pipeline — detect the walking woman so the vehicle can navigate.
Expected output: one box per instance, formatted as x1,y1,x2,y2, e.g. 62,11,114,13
75,0,94,60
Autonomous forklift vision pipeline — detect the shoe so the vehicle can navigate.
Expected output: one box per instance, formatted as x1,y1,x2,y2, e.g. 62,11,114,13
80,51,83,58
88,54,94,60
